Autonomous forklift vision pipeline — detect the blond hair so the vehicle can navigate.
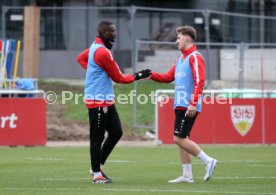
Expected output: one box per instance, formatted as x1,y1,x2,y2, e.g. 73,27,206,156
176,25,197,41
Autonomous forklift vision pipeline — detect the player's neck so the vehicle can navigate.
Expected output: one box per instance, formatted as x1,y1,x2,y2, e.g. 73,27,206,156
184,43,194,50
181,44,196,56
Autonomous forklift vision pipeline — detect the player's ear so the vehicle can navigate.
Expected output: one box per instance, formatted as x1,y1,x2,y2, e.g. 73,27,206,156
185,36,189,42
99,27,107,38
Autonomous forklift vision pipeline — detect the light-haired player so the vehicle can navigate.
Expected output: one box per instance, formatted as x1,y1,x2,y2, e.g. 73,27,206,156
150,25,218,183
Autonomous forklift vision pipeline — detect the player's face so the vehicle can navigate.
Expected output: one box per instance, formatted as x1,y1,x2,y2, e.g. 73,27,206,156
105,25,117,42
102,24,117,49
176,33,190,50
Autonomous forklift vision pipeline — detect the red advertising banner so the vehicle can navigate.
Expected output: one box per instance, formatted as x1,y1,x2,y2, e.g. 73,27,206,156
264,99,276,144
158,98,276,144
0,98,46,146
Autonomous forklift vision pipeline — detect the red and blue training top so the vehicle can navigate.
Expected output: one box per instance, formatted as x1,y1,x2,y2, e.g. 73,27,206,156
151,45,205,110
76,37,135,108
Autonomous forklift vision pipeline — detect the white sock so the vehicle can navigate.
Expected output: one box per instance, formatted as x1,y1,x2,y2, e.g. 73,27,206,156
93,171,102,179
197,151,212,165
100,164,104,170
182,164,193,178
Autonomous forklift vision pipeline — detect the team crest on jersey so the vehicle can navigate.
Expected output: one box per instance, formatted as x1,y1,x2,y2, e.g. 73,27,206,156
231,105,255,136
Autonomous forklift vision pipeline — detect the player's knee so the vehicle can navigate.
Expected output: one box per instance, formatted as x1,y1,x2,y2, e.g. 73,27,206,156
91,140,103,148
117,131,123,139
173,136,181,145
91,133,105,142
111,130,123,141
174,136,188,145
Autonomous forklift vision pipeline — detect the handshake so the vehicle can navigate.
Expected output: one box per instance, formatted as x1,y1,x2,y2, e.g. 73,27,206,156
133,69,152,80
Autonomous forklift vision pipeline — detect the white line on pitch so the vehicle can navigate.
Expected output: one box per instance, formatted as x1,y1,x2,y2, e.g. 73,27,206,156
39,177,124,181
1,187,275,195
224,160,263,163
168,160,263,165
38,176,276,181
107,160,136,163
40,178,89,181
26,157,64,161
25,158,135,163
247,165,276,167
205,176,276,179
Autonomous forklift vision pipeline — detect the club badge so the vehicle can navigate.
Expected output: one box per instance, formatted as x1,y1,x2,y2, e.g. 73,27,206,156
231,105,255,136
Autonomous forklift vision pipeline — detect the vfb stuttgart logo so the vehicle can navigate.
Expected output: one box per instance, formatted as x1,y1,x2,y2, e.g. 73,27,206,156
231,106,255,136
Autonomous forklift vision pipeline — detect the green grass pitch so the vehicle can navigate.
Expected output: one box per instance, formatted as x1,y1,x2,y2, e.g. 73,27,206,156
0,145,275,195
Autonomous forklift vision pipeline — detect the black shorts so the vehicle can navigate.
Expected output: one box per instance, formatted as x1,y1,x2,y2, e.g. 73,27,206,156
174,109,198,138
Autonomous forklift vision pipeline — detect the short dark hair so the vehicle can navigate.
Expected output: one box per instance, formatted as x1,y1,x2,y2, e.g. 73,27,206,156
97,21,114,35
176,25,197,41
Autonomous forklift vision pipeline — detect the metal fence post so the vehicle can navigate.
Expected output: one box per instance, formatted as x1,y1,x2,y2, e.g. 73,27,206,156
203,10,211,84
238,42,245,89
2,6,7,39
128,6,138,128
